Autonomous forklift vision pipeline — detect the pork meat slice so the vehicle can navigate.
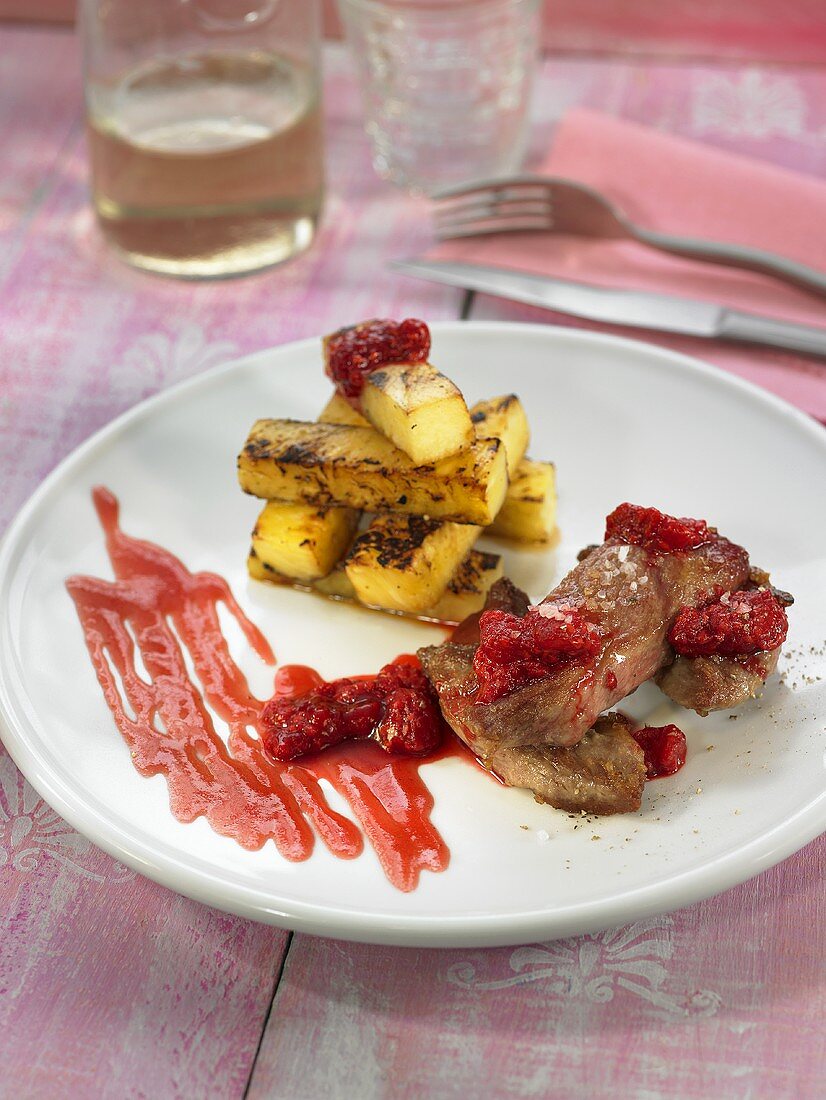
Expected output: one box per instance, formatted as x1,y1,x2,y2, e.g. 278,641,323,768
419,595,646,814
420,534,750,750
496,714,647,815
655,568,791,715
655,649,779,716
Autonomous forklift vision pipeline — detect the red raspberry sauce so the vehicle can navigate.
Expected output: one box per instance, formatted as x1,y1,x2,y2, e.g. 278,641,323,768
65,488,455,893
261,657,443,760
605,503,712,553
325,318,430,400
473,604,602,704
632,724,687,779
669,588,789,658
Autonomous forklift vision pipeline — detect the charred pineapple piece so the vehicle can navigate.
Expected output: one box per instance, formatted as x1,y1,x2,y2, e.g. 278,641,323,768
468,394,530,477
340,393,528,607
247,548,284,584
251,501,360,583
247,549,356,598
322,390,529,474
487,459,557,542
247,548,503,625
317,392,369,427
238,419,508,526
360,362,475,464
428,550,504,622
344,514,481,612
246,394,362,586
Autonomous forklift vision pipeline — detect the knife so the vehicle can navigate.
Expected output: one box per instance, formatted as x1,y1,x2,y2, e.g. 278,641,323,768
390,259,826,359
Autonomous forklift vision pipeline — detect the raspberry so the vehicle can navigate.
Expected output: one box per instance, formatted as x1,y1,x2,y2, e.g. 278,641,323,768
261,679,381,759
325,318,431,400
605,503,711,553
669,588,788,658
632,724,687,779
261,657,442,761
473,605,602,704
376,687,443,755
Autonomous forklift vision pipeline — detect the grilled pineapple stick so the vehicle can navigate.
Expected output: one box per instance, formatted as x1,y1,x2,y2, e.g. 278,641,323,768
345,514,481,612
468,396,559,541
321,328,475,463
238,419,508,526
252,396,481,611
244,396,364,588
487,459,557,543
341,393,531,610
251,502,360,583
319,392,556,541
246,387,462,594
430,551,504,623
248,547,504,624
318,393,368,427
359,362,475,464
468,395,530,479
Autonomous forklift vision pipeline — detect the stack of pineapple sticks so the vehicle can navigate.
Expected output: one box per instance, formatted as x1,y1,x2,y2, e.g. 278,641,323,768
238,356,557,624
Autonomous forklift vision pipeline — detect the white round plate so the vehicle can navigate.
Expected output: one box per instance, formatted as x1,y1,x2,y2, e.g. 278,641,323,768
1,323,824,947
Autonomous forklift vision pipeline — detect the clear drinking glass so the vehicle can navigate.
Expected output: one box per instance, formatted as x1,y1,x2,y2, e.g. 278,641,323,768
337,0,541,193
79,0,324,278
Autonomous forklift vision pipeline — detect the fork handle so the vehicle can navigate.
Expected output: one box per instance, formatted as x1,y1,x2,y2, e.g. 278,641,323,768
631,226,826,299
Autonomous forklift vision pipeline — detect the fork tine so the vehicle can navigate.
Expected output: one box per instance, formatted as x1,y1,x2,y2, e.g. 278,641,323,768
436,183,550,206
435,207,552,238
431,174,549,201
435,199,552,223
435,216,553,241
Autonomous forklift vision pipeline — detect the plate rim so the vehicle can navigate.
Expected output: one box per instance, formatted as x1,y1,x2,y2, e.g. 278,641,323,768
1,320,824,947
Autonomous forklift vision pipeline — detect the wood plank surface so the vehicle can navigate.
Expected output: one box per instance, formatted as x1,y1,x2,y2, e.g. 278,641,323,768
247,842,825,1100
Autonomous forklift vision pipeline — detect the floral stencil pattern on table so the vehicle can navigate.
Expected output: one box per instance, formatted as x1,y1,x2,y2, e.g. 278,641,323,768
111,323,239,404
692,70,809,140
446,917,722,1018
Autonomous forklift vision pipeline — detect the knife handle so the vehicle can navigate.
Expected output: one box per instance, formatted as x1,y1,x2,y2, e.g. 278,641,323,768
719,310,826,359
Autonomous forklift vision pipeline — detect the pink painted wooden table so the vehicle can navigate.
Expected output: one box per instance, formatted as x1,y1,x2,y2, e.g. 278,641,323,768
1,25,824,1099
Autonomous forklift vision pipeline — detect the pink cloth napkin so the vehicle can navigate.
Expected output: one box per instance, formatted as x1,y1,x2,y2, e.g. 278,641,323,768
432,108,826,421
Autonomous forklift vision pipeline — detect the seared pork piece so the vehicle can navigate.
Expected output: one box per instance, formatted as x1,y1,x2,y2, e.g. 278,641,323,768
656,574,792,715
495,715,647,815
421,529,750,750
419,581,646,814
656,650,779,716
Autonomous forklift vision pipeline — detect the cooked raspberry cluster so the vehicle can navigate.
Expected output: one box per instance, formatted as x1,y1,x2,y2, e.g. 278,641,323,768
669,588,789,658
605,503,712,554
632,724,687,779
325,318,431,400
473,605,602,704
261,657,443,761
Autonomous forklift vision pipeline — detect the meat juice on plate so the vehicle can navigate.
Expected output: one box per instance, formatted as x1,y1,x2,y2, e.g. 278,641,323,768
86,51,324,276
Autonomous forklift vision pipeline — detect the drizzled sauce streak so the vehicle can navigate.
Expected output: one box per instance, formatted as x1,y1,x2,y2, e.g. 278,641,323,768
65,487,452,892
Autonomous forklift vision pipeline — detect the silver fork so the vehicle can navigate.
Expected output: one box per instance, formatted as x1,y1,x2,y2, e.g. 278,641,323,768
433,175,826,299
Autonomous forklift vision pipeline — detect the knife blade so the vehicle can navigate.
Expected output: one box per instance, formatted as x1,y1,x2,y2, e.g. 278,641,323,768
390,259,826,359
